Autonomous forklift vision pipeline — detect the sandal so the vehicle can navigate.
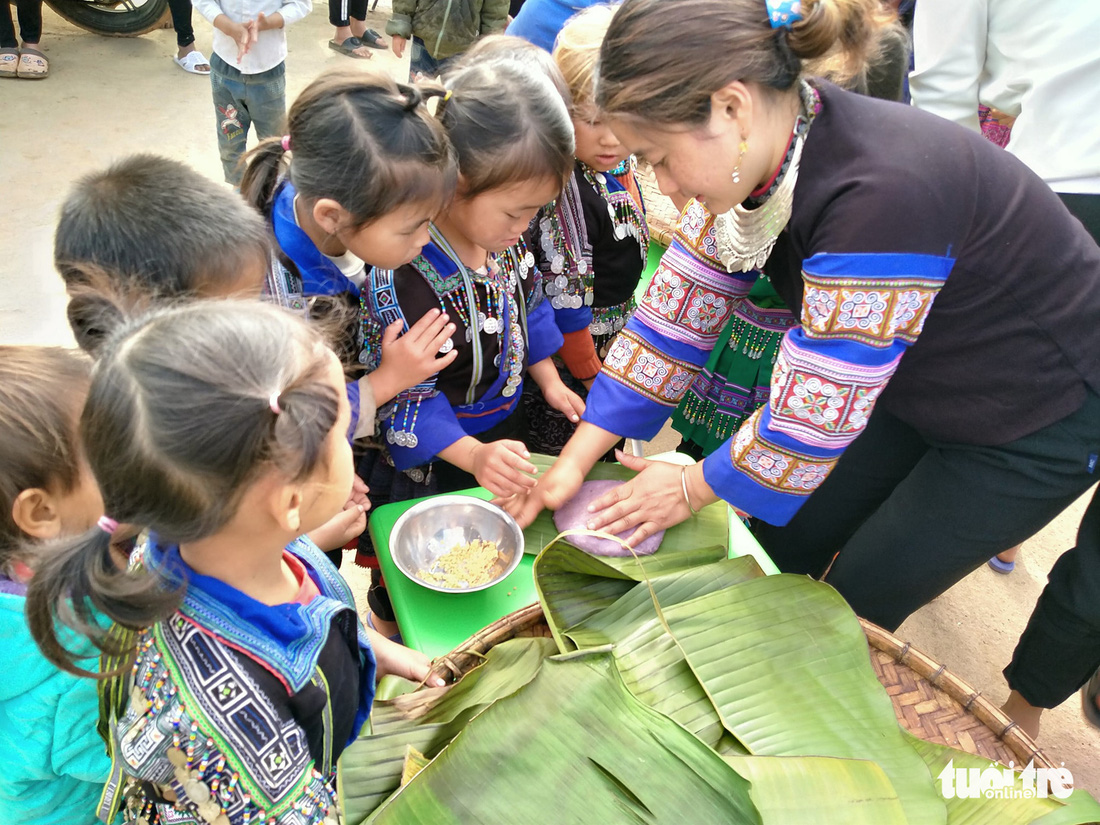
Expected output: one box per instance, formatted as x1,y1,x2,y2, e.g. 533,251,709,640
328,36,373,59
174,49,211,75
987,555,1016,574
16,47,48,79
0,48,18,79
359,28,387,49
1084,667,1100,730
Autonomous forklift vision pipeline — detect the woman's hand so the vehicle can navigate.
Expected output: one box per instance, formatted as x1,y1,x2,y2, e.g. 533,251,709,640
366,629,446,688
584,451,714,546
370,310,458,404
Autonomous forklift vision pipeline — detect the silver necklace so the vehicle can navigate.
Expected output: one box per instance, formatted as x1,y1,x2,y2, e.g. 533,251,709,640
714,133,804,274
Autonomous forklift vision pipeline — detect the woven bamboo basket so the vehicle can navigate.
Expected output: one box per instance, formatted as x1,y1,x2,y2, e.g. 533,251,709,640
427,602,1052,771
637,161,682,248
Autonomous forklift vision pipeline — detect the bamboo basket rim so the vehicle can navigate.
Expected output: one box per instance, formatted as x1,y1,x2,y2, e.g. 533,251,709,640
426,601,1052,772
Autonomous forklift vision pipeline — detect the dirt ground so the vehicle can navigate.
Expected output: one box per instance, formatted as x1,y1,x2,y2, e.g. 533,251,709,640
2,3,1098,800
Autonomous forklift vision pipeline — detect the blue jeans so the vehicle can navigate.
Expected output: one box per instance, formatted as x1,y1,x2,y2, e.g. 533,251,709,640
210,54,286,185
409,36,458,81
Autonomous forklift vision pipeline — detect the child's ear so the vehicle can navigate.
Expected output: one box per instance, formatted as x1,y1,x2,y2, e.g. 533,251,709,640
312,199,350,238
11,488,63,541
272,484,304,536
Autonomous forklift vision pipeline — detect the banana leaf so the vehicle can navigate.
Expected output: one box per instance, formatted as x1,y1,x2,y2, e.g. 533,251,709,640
562,557,765,748
656,574,947,825
907,735,1100,825
724,754,907,824
365,649,763,825
522,453,730,555
533,537,729,651
339,637,558,824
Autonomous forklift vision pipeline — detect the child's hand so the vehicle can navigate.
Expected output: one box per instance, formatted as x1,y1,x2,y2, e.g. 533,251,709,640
368,311,458,405
307,476,370,551
471,440,539,497
391,35,407,58
542,381,585,423
367,630,446,687
234,19,257,60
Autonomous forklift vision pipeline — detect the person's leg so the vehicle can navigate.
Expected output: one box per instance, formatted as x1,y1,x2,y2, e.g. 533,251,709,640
1001,489,1100,738
210,56,251,185
0,2,18,76
824,391,1100,632
330,0,380,57
752,407,929,578
408,36,440,81
166,0,208,69
243,62,287,144
15,0,42,45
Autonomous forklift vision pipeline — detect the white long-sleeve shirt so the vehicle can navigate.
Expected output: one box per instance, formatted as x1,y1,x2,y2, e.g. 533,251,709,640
910,0,1100,194
193,0,312,74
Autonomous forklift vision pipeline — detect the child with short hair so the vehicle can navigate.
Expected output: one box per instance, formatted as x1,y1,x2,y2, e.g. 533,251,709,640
191,0,311,184
26,300,442,825
0,346,108,825
54,154,272,353
523,6,650,455
385,0,508,80
357,53,581,632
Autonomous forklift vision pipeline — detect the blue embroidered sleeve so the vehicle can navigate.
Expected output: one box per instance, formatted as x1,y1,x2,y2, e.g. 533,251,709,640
582,202,756,439
384,390,467,470
526,294,565,366
702,251,954,526
553,303,594,334
346,379,361,441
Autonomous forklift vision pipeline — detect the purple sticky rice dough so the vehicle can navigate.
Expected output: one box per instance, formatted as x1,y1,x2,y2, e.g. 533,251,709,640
552,479,666,557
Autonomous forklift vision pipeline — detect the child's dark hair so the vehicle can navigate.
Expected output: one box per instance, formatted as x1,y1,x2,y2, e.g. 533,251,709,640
0,347,92,573
240,68,457,229
437,55,575,198
55,155,271,330
25,300,342,676
461,34,573,106
597,0,883,125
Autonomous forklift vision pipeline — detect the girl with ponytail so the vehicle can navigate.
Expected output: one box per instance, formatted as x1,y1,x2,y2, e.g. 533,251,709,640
26,300,443,825
240,67,462,446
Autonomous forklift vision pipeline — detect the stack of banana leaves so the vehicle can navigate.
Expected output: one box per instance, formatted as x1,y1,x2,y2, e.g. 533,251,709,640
339,500,1100,824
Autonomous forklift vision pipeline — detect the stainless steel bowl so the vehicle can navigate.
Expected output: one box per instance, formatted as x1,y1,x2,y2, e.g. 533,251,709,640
388,496,525,593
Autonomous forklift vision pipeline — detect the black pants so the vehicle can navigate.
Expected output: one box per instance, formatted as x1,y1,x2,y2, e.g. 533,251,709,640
1058,192,1100,247
753,390,1100,631
166,0,195,48
328,0,368,29
1,0,41,48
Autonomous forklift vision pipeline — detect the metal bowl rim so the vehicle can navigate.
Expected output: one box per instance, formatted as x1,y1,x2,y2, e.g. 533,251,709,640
388,496,525,594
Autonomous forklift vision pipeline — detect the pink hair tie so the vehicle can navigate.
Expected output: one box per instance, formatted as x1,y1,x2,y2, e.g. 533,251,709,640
269,392,282,414
281,135,291,151
97,516,119,535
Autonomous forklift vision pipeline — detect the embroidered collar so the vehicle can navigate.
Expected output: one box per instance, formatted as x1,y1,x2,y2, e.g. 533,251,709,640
145,536,362,692
272,181,361,299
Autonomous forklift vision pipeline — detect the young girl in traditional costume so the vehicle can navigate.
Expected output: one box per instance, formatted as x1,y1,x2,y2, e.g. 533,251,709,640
357,54,581,634
521,6,651,456
241,68,462,445
26,301,440,825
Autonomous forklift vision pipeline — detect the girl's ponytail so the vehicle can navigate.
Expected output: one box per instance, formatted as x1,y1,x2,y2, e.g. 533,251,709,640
25,525,182,676
240,137,290,220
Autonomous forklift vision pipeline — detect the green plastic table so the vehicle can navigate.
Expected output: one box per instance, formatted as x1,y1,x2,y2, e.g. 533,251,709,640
368,454,776,658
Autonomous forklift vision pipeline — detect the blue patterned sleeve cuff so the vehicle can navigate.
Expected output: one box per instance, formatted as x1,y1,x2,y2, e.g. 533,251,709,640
345,380,360,442
553,304,594,334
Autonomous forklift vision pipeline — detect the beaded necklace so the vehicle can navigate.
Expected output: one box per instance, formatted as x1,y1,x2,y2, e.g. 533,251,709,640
539,178,591,311
579,156,649,267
